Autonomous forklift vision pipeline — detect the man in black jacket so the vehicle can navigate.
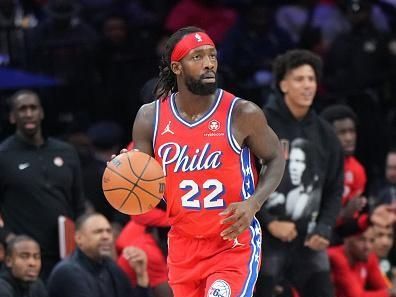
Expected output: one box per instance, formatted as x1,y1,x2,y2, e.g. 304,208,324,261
47,212,150,297
255,49,344,297
0,90,86,280
0,235,47,297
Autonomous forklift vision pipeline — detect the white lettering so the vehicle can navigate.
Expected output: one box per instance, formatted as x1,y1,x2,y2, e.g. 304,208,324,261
157,142,222,173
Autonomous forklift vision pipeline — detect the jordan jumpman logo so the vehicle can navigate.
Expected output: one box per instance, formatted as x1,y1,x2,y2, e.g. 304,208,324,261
161,121,175,135
232,237,245,248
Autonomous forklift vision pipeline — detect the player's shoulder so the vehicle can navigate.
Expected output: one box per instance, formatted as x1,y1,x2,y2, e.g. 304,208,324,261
232,97,264,119
137,101,157,121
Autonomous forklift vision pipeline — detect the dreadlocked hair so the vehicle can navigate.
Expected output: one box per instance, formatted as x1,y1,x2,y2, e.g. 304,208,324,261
154,26,206,100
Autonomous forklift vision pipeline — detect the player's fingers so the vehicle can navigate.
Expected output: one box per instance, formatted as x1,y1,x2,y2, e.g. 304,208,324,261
222,222,247,240
222,231,237,240
220,224,239,239
220,212,240,225
120,148,128,154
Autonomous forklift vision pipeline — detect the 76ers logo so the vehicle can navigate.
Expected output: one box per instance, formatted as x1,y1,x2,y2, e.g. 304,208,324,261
209,120,220,132
195,33,203,42
207,280,231,297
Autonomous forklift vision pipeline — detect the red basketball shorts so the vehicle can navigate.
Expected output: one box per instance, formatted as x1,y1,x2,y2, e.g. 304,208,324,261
168,218,261,297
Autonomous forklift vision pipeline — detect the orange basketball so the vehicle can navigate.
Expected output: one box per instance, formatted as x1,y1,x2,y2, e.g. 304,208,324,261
102,151,165,215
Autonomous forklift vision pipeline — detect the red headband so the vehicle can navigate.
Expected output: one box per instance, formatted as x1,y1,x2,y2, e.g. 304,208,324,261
171,32,215,62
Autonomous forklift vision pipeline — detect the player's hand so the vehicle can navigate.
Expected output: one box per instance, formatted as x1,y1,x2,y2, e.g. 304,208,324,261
267,221,297,242
110,148,129,161
340,196,367,219
122,246,149,287
304,234,329,251
219,199,260,240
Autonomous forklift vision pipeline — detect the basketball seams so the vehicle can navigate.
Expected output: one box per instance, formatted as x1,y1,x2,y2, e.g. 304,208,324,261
104,168,163,200
119,190,142,213
102,151,165,214
106,166,136,186
123,152,156,212
138,175,166,182
103,187,163,200
126,151,149,179
103,187,134,192
127,151,164,182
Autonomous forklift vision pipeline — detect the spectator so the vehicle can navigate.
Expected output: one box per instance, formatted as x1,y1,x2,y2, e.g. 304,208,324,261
83,121,129,235
328,227,396,296
27,0,98,116
275,0,327,54
0,0,37,67
321,104,368,243
255,49,344,297
94,13,158,126
372,225,395,286
325,0,390,95
375,149,396,206
0,235,47,297
47,212,150,297
219,1,294,104
0,90,86,279
116,205,172,297
0,229,8,266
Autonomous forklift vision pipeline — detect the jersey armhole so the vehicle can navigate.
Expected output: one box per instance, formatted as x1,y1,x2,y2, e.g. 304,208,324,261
227,97,242,154
152,99,160,150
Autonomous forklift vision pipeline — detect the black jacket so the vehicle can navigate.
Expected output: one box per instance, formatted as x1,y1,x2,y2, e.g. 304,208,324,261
0,267,48,297
258,96,344,239
0,135,86,261
47,249,150,297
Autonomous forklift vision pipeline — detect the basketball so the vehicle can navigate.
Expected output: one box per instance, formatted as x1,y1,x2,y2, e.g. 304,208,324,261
102,150,165,215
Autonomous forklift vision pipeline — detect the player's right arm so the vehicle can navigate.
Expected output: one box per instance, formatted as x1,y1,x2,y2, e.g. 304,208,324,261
132,102,156,157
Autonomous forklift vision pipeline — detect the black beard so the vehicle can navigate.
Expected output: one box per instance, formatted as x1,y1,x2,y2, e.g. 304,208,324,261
185,75,217,96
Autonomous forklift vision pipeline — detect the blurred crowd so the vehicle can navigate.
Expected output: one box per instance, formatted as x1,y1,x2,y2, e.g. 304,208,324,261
1,0,396,296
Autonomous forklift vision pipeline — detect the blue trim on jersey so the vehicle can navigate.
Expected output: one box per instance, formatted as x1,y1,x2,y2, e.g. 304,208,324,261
240,147,256,200
237,147,260,296
227,97,242,154
152,100,160,150
170,89,223,127
239,218,261,297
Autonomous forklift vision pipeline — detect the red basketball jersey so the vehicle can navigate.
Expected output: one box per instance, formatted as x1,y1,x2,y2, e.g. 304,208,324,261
153,89,257,238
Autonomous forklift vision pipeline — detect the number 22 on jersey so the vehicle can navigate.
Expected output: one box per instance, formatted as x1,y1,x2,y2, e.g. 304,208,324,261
180,179,225,209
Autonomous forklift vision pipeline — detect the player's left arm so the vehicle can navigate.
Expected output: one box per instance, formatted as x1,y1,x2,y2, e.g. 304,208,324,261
220,100,285,240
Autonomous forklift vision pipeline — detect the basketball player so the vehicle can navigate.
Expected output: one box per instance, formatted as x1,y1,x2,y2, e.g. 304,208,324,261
129,26,285,297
